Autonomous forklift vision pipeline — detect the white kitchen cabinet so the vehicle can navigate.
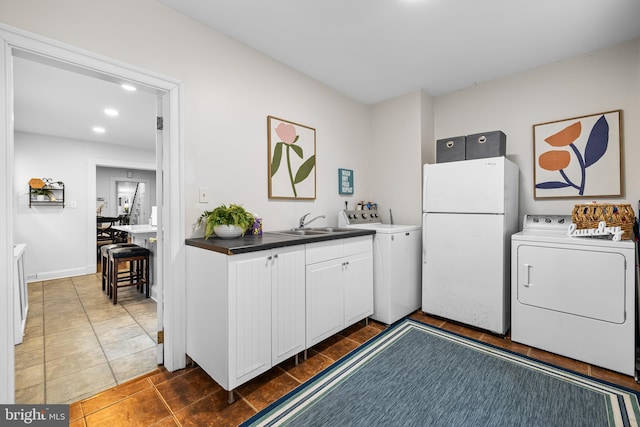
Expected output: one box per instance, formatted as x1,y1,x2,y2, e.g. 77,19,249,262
343,252,374,326
305,259,344,346
305,236,373,348
186,244,305,398
270,247,306,364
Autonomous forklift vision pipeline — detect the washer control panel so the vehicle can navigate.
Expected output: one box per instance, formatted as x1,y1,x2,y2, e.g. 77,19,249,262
338,209,381,226
522,214,573,231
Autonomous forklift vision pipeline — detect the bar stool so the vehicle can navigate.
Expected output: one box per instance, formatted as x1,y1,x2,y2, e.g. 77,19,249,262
101,243,137,294
108,246,151,305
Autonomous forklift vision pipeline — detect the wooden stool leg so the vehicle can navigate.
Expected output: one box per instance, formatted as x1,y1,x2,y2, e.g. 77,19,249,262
140,259,146,293
100,254,107,292
112,259,118,305
107,257,113,298
135,259,142,293
145,256,150,298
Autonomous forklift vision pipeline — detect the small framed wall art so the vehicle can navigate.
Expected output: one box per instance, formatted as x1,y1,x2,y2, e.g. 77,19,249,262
267,116,316,200
533,110,622,199
338,168,354,195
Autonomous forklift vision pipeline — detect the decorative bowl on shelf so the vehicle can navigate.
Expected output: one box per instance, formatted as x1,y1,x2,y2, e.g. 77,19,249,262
213,224,244,239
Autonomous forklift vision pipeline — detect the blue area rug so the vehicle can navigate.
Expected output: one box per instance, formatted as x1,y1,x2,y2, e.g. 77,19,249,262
241,318,640,426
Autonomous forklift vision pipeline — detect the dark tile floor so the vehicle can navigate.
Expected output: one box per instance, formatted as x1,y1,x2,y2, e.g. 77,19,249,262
68,311,640,426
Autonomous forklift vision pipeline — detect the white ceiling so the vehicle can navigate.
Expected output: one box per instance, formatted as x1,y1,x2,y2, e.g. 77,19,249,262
11,1,640,146
13,56,157,149
159,0,640,104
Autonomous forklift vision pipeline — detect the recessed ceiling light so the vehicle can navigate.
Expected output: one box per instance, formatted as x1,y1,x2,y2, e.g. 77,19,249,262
121,84,137,92
104,108,119,117
92,126,106,134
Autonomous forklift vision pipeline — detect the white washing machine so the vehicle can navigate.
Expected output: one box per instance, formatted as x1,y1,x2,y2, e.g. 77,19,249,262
511,214,637,376
339,210,421,324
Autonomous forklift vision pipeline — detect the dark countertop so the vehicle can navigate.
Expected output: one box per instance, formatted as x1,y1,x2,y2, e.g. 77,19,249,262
185,229,376,255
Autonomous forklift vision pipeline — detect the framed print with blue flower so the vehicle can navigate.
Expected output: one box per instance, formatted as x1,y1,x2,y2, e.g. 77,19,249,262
268,116,316,200
533,110,622,199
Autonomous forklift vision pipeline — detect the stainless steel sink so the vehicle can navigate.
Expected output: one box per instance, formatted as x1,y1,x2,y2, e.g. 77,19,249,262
310,227,351,233
275,229,329,236
273,227,354,237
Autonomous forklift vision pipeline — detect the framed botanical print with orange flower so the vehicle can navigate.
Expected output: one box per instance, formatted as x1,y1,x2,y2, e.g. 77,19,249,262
533,110,622,199
267,116,316,200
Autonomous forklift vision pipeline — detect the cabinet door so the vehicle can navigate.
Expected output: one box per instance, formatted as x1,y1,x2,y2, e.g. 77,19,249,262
271,246,305,364
343,251,373,327
306,259,344,347
229,253,272,388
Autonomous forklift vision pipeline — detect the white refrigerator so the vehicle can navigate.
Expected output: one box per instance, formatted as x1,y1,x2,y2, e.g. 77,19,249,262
422,157,518,334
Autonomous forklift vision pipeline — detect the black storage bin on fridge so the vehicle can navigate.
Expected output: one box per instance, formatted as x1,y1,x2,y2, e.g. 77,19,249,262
465,131,506,160
436,136,466,163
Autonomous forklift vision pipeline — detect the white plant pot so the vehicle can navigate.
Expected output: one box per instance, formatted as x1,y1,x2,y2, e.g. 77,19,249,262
213,224,243,239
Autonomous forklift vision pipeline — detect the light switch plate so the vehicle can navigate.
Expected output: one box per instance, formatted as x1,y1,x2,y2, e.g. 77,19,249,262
198,187,209,203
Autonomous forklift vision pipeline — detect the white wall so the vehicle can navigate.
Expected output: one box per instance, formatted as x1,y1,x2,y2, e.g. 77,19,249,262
370,91,426,225
14,132,155,280
421,91,436,167
3,2,637,270
433,39,640,220
0,0,375,234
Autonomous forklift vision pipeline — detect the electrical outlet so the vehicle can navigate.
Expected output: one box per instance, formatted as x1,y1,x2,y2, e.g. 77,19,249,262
198,187,209,203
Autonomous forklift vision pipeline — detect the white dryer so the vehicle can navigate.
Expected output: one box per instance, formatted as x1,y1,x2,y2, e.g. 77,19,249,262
511,214,636,376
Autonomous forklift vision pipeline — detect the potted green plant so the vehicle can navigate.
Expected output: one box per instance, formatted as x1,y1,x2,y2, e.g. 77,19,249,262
196,203,255,239
31,187,53,201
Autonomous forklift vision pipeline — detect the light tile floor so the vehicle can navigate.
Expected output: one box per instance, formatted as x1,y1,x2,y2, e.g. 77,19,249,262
14,273,158,404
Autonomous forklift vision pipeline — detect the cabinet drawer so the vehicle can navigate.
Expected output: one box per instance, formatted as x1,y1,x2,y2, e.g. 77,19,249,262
343,236,372,257
306,240,343,265
306,236,372,264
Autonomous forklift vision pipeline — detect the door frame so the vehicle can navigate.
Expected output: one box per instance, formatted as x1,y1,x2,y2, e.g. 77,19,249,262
0,24,187,403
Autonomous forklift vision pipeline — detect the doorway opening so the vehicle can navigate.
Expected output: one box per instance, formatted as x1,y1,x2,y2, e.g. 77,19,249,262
1,24,186,404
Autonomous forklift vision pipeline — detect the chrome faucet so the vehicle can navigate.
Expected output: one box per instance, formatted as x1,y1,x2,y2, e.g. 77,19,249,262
298,213,326,229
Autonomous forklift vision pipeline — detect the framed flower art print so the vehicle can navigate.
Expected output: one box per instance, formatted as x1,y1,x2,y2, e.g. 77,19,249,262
267,116,316,200
533,110,622,199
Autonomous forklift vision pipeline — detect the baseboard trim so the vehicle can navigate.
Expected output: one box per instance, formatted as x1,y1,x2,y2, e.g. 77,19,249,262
27,267,90,282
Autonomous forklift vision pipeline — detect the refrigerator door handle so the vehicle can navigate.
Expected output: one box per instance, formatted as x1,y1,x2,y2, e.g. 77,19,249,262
422,240,427,264
422,219,427,264
523,263,532,287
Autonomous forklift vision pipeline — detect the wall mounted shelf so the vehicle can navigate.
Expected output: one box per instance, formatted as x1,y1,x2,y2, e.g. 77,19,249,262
29,180,65,208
